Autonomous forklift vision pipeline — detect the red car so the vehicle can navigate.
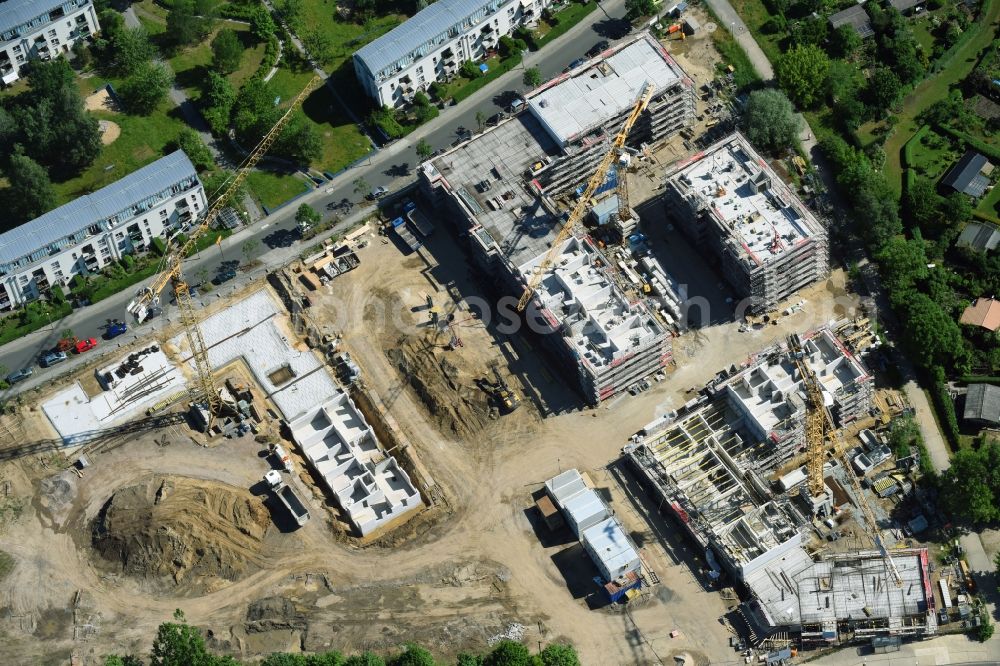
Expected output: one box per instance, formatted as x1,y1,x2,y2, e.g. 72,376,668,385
75,337,98,353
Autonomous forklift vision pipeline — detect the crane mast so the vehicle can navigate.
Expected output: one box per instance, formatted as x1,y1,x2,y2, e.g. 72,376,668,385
127,74,321,424
788,335,903,588
516,82,655,312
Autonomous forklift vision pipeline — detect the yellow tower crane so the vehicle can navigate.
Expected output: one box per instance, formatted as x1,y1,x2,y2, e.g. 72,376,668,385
516,82,655,312
127,74,321,427
788,334,903,588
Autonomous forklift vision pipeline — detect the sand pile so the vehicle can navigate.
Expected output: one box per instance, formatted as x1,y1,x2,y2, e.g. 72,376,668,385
92,475,270,587
387,334,491,438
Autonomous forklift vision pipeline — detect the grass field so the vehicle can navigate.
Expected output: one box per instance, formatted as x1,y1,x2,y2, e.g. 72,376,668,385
976,184,1000,221
165,22,267,101
245,170,310,210
300,86,370,173
728,0,783,64
297,0,404,71
907,127,960,181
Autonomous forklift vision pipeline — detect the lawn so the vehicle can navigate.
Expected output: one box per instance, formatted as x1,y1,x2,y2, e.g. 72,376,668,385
532,1,599,50
168,22,267,101
268,65,316,108
52,94,189,204
245,170,311,210
297,1,404,72
906,126,960,181
976,183,1000,222
728,0,783,64
300,85,370,173
867,0,1000,196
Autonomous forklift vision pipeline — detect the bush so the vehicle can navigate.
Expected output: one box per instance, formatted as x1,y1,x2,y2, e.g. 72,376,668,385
930,368,961,448
150,237,167,256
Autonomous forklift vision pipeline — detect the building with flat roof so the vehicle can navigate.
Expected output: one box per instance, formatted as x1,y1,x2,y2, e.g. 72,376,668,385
1,0,99,85
353,0,554,108
0,150,205,311
662,132,829,314
419,34,692,403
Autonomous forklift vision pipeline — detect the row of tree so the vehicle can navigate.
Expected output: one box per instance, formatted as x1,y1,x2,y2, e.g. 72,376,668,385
104,611,580,666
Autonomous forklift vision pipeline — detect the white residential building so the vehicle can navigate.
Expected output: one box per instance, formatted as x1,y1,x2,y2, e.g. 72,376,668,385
0,0,100,85
289,392,423,536
353,0,552,108
0,150,206,311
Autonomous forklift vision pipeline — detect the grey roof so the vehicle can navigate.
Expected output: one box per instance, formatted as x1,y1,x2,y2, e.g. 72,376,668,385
942,151,991,197
889,0,921,11
0,150,198,265
0,0,73,36
964,383,1000,424
956,222,1000,252
354,0,495,75
829,5,874,38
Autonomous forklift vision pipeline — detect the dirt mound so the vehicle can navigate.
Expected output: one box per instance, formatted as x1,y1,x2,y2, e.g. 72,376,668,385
387,334,492,438
92,475,270,588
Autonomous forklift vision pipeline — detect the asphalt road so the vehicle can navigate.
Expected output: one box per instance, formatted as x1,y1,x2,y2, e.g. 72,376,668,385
0,0,633,389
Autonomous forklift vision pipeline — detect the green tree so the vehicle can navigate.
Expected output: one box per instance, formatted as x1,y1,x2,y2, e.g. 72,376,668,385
415,138,433,160
874,236,928,292
2,151,56,224
483,641,531,666
476,110,486,130
742,88,802,154
866,67,902,115
275,116,322,164
942,192,972,227
72,38,94,71
242,238,260,263
775,44,830,108
389,644,435,666
343,654,385,666
940,445,999,523
905,177,944,234
120,62,174,115
149,610,213,666
460,60,479,79
97,8,124,39
164,0,212,52
830,23,861,58
295,203,321,228
368,106,405,139
538,644,579,666
111,27,155,76
353,177,370,197
625,0,657,20
896,291,967,371
455,655,483,666
304,29,334,64
305,652,345,666
261,654,306,666
522,66,541,88
173,129,214,171
249,6,276,43
104,657,144,666
211,29,243,75
202,72,237,135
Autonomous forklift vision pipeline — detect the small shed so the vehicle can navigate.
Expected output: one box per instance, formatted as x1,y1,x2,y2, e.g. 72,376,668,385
682,16,700,35
956,222,1000,252
964,383,1000,427
535,494,564,530
829,5,874,38
889,0,921,13
941,150,992,197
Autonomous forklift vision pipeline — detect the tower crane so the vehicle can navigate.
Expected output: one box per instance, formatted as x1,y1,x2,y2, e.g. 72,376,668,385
616,155,632,226
127,74,321,427
516,82,655,312
787,334,903,588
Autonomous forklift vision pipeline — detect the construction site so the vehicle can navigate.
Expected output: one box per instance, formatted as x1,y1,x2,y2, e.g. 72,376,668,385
0,17,969,666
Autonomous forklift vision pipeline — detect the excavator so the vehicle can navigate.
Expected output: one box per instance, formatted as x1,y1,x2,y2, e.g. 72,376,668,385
482,362,521,414
126,75,321,428
517,82,656,311
788,334,903,588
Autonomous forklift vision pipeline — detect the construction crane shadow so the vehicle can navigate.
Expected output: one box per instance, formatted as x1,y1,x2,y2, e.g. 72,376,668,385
0,412,188,461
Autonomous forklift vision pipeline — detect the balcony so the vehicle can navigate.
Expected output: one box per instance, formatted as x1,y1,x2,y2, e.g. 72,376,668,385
75,14,88,24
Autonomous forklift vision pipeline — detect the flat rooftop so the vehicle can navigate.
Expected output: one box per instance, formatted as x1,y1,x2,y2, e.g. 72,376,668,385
527,35,683,147
668,134,822,267
425,112,562,267
517,237,666,373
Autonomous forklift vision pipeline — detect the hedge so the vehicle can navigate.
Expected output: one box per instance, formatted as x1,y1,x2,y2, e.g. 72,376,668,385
929,372,962,450
960,375,1000,385
452,54,523,103
532,1,599,51
937,124,1000,163
930,0,996,73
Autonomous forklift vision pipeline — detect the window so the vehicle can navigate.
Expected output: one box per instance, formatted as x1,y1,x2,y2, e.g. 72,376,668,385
51,39,59,46
12,45,21,53
16,55,24,62
86,224,99,235
48,29,56,37
160,209,168,218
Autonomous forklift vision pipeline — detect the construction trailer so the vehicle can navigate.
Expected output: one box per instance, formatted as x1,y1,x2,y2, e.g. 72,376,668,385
418,33,695,404
662,132,829,314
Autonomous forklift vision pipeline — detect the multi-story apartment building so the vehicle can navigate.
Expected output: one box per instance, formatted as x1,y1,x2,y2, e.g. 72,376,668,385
0,0,100,85
0,150,206,311
353,0,552,108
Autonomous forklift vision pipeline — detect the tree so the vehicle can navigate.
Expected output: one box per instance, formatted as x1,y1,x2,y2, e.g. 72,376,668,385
172,129,214,171
303,29,333,65
2,151,56,224
775,44,830,108
120,62,173,115
353,177,370,197
212,29,243,75
275,116,322,164
104,657,144,666
242,238,260,263
482,641,531,666
476,110,486,130
455,655,483,666
415,138,433,160
874,236,928,292
538,644,579,666
164,0,212,52
72,39,94,71
343,654,385,666
368,106,405,139
149,610,213,666
865,67,902,115
896,291,967,371
295,203,321,228
460,60,479,79
202,72,237,135
942,192,972,227
388,644,435,666
830,23,861,58
940,445,1000,523
905,177,943,234
112,27,156,76
261,654,306,666
249,6,276,43
522,66,541,88
305,652,345,666
625,0,657,20
742,89,802,154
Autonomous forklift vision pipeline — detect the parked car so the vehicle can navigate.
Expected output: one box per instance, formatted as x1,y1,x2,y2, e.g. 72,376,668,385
40,351,68,367
567,58,587,70
368,185,388,200
213,268,237,285
586,41,609,58
6,368,33,384
75,337,98,353
106,320,128,339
